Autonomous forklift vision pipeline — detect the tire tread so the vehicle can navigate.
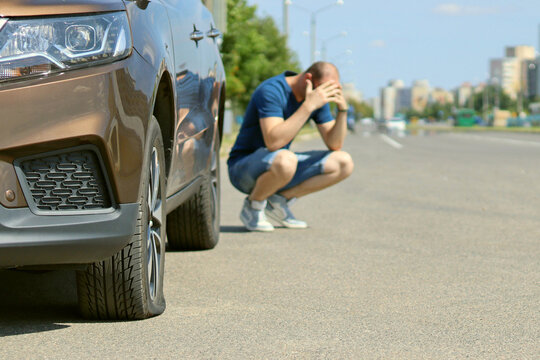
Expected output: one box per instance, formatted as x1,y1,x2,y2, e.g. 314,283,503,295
76,203,147,320
76,117,166,320
167,179,216,251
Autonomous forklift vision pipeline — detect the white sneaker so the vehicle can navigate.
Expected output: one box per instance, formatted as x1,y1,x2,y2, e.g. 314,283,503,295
265,194,308,229
240,198,274,232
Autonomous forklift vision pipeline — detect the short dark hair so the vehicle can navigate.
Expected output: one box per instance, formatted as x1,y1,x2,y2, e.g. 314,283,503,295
304,62,338,82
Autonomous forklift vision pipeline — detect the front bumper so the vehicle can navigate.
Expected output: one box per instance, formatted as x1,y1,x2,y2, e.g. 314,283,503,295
0,203,138,268
0,52,155,209
0,52,157,267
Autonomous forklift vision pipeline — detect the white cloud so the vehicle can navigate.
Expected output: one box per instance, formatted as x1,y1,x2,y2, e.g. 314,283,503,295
434,3,462,15
433,3,501,16
370,40,386,48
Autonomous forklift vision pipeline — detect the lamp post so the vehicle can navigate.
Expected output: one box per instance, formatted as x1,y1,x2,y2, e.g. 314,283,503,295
283,0,291,36
491,77,500,109
321,31,347,61
330,49,353,83
483,82,489,123
290,0,344,64
330,49,353,64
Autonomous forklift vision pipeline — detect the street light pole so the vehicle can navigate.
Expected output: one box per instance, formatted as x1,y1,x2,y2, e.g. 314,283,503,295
321,31,347,61
283,0,291,37
492,77,500,109
290,0,344,64
310,13,316,63
483,82,489,123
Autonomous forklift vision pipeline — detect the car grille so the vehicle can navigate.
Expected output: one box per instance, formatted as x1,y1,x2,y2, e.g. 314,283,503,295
17,149,112,212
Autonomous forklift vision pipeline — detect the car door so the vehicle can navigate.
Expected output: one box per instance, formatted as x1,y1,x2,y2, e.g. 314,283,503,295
198,5,224,143
160,0,207,196
188,3,222,181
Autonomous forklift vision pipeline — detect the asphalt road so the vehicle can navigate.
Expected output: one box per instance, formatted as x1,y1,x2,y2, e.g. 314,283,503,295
1,129,539,359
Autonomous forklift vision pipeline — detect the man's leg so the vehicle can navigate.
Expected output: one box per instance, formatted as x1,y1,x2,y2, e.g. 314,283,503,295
280,150,354,200
235,149,298,232
249,150,298,201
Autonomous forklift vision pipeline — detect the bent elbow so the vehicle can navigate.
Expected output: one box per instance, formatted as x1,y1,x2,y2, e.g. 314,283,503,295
267,145,282,152
328,143,343,152
265,140,284,152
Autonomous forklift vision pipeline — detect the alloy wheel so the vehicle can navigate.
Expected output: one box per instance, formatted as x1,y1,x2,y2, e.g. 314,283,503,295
147,147,162,300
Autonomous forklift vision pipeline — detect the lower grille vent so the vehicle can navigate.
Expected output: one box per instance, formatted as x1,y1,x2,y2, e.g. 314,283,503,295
18,149,112,212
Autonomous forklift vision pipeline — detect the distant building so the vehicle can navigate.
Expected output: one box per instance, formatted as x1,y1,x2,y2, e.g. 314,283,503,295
505,45,535,59
491,45,536,100
395,88,412,113
510,46,536,98
380,79,404,120
389,79,405,88
430,88,454,105
473,82,487,94
523,59,539,99
456,83,473,107
367,97,382,120
342,83,363,103
490,57,520,99
411,80,430,113
381,86,397,120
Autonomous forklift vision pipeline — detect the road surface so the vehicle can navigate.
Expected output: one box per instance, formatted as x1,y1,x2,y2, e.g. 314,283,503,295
1,129,539,359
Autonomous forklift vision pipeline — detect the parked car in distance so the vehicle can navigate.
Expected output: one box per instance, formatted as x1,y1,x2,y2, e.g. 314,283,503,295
0,0,225,320
385,117,407,131
360,117,374,126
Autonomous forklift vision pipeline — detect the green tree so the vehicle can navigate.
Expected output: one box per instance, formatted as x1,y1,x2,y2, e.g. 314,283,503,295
472,86,515,113
221,0,300,113
423,102,453,120
403,102,453,121
348,99,373,119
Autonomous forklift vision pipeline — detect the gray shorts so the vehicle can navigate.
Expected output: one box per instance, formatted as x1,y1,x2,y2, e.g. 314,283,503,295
228,148,331,195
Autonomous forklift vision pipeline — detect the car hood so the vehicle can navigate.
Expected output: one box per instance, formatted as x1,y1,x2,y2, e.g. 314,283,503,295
0,0,125,17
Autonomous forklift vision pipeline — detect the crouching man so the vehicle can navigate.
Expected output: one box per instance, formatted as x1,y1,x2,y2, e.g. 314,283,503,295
227,62,354,231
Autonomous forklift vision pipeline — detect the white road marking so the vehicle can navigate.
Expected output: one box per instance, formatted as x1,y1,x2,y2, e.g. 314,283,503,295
379,134,404,149
449,133,540,148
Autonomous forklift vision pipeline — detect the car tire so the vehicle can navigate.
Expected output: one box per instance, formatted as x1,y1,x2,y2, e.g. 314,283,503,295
167,133,220,251
76,117,166,320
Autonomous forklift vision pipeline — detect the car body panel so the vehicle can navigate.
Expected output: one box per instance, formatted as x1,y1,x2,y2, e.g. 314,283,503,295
0,204,138,267
0,0,125,17
0,160,26,208
156,0,224,197
160,0,206,196
0,0,225,268
0,54,154,207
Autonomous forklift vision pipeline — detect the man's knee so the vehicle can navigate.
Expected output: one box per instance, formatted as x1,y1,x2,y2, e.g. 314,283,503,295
325,150,354,178
270,150,297,179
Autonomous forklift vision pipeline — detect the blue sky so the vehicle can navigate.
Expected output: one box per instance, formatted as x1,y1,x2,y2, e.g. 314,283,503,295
247,0,540,98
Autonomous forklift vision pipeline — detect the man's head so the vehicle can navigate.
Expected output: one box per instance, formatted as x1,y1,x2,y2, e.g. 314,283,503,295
304,62,340,89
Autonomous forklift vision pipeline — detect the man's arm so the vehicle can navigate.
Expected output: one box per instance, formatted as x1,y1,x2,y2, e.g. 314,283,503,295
317,88,348,151
260,104,312,151
260,80,340,152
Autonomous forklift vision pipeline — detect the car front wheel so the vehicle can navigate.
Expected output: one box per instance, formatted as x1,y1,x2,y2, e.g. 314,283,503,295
76,117,166,320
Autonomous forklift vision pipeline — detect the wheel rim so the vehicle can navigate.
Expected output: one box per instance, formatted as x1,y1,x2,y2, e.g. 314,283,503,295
147,147,162,301
210,139,220,235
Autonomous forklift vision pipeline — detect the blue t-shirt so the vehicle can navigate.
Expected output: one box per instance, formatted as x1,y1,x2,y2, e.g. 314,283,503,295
227,71,333,167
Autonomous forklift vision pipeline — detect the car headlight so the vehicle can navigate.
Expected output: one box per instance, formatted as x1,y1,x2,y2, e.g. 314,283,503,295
0,12,132,82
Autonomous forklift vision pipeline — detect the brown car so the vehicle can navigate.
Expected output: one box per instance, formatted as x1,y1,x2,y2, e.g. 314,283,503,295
0,0,225,320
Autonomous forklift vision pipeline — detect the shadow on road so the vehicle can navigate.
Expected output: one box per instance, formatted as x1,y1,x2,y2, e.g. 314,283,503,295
0,269,80,336
220,225,248,233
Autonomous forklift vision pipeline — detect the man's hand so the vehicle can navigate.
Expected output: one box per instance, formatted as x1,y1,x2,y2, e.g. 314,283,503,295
304,79,341,112
332,88,348,112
